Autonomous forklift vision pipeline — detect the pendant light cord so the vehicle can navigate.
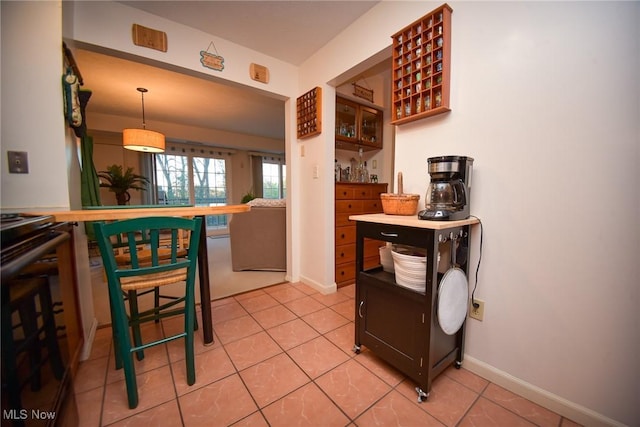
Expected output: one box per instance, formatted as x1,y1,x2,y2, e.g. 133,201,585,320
137,87,148,130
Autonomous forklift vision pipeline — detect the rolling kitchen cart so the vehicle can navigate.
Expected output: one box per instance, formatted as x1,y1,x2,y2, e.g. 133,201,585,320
351,213,478,401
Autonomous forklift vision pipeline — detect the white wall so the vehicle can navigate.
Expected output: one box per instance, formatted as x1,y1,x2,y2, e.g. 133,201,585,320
300,1,639,426
1,1,70,210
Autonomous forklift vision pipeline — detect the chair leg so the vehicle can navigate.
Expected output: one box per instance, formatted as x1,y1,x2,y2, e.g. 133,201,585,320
38,281,65,381
185,306,195,386
17,295,42,391
153,287,160,323
127,290,145,361
111,290,139,409
1,288,23,415
108,295,123,370
193,300,198,331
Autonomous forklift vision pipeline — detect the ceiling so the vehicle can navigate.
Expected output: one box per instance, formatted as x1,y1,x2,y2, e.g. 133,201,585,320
75,1,381,144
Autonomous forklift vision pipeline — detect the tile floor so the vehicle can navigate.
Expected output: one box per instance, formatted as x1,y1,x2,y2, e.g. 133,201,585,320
74,282,582,426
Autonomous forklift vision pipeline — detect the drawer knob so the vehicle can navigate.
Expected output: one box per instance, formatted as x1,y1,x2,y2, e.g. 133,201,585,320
348,204,352,209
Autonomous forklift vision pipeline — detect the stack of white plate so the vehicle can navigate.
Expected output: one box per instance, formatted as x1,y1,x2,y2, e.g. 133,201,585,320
391,245,427,292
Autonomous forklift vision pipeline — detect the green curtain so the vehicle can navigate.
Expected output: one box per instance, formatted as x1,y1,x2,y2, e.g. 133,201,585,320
80,134,102,240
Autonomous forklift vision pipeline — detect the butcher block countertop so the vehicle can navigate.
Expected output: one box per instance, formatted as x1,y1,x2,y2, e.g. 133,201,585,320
22,204,250,222
349,213,479,229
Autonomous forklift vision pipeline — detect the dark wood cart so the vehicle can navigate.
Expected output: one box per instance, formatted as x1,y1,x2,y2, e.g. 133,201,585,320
351,214,478,401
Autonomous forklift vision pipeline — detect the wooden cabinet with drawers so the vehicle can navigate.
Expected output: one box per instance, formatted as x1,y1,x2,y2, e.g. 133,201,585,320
335,182,387,287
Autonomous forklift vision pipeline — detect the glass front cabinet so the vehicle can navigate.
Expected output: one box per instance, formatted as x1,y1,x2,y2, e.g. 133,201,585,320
335,96,382,151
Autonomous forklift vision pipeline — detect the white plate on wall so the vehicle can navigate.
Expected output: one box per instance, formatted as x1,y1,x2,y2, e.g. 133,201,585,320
437,267,469,335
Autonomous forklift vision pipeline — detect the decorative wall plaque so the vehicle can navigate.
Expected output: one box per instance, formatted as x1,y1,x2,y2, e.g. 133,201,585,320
132,24,168,52
353,83,374,103
296,87,322,139
200,42,224,72
250,63,269,84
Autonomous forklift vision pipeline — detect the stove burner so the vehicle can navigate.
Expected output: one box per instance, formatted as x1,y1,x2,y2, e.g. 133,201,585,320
0,213,21,223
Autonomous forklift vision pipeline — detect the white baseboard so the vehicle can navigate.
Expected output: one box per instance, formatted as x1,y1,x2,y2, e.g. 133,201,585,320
299,275,336,295
79,318,98,361
463,355,624,427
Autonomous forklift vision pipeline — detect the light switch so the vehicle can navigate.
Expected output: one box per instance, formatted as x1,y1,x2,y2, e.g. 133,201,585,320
300,144,305,157
372,160,377,169
313,164,320,179
8,151,29,174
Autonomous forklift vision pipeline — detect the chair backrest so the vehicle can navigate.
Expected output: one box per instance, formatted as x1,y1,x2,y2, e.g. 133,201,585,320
94,216,202,291
110,225,190,264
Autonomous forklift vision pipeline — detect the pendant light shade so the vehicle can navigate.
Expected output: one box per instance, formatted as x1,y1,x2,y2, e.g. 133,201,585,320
123,87,165,153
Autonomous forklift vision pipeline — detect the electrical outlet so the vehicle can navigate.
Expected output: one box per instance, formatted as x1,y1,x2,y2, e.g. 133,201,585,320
469,299,485,321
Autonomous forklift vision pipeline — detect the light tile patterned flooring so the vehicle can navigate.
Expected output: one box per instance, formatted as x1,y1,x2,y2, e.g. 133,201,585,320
74,282,582,426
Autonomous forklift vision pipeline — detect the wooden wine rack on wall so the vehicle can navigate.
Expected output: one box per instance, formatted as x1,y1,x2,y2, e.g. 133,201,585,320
391,4,452,125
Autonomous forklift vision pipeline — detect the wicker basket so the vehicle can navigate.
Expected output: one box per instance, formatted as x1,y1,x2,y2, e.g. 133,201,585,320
380,172,420,216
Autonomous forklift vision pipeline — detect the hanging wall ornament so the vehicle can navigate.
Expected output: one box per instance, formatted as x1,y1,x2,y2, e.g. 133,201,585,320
200,42,224,72
63,67,82,127
353,80,374,103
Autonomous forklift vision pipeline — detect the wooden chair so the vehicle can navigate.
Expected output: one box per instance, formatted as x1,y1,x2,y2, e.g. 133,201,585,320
94,216,202,409
1,276,65,415
109,226,197,345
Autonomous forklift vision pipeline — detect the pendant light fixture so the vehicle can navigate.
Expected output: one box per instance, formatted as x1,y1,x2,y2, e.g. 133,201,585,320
123,87,165,153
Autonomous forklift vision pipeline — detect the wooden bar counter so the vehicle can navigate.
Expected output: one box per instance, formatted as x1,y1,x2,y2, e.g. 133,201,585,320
24,205,251,345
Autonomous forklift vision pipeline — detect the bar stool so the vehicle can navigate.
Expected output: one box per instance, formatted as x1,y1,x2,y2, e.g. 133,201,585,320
94,216,202,409
1,276,65,415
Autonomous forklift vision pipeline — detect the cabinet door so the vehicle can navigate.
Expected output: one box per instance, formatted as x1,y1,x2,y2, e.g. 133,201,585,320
357,278,425,379
336,97,358,144
360,106,382,149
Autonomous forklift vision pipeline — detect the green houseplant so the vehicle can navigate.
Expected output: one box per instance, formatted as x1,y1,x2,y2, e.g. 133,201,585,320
241,190,256,204
98,164,150,205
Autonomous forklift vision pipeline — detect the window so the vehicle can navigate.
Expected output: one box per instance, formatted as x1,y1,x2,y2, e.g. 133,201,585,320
154,147,231,230
262,157,286,199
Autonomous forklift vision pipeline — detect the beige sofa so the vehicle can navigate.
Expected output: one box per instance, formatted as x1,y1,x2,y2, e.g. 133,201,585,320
228,200,286,271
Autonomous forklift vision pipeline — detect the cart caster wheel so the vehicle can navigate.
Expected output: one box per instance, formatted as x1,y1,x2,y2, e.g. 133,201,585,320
353,345,361,354
455,361,462,369
415,387,429,402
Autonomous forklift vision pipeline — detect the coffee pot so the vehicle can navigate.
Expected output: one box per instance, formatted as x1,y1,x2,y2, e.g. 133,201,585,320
419,155,473,221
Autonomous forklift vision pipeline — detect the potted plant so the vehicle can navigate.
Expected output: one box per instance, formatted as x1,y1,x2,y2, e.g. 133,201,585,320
98,164,150,205
241,190,256,204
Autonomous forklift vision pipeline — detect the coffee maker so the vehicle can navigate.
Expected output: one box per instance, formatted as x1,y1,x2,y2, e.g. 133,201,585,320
419,155,474,221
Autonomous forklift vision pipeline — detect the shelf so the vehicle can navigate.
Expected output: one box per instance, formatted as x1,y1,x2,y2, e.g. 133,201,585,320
359,267,427,298
297,87,322,139
391,3,452,125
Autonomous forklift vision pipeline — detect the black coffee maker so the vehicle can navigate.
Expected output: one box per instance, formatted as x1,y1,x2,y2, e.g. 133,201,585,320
419,155,474,221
